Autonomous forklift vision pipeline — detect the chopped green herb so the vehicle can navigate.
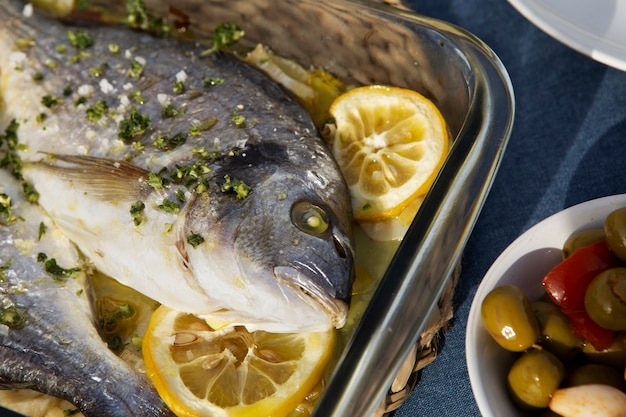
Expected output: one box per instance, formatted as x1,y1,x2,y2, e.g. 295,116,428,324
38,221,47,241
203,77,224,87
0,193,17,225
88,63,106,77
68,51,91,65
85,99,109,122
131,141,145,151
129,90,146,104
130,201,145,226
176,188,185,202
66,30,94,50
231,110,246,128
37,252,47,263
0,306,27,329
201,23,245,55
0,265,9,283
56,44,67,53
221,175,252,199
118,107,151,141
153,132,187,150
161,104,179,118
36,113,48,123
41,95,61,108
127,59,144,78
158,198,180,214
75,96,88,106
105,303,134,325
108,43,120,54
187,232,205,248
191,116,217,135
23,181,39,204
63,408,82,416
43,258,81,280
148,172,165,189
125,0,171,34
173,80,184,94
44,60,57,69
15,37,36,50
63,85,73,96
33,72,44,82
131,334,143,351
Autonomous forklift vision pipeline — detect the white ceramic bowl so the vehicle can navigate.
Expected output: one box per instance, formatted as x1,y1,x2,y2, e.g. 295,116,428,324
466,194,626,417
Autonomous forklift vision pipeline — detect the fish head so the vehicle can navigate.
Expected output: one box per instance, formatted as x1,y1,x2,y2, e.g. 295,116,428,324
180,155,354,332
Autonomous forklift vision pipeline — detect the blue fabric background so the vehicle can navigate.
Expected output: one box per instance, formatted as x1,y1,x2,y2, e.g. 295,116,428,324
395,0,626,416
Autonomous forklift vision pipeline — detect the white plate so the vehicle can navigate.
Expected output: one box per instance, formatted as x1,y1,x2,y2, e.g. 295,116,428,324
508,0,626,72
466,194,626,417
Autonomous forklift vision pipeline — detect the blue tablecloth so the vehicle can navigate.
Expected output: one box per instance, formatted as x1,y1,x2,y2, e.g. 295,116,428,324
396,0,626,416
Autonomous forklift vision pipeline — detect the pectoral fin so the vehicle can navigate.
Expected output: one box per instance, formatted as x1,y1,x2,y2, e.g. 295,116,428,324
25,154,153,202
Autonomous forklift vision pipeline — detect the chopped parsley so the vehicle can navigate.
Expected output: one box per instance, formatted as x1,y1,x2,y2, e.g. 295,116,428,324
63,85,73,96
231,109,246,128
126,0,172,34
66,30,94,50
37,253,81,280
108,43,120,54
36,113,48,123
129,90,146,104
118,107,151,141
161,104,179,118
153,132,187,150
127,59,144,78
0,306,27,329
64,408,81,416
190,116,217,135
203,77,224,87
85,99,109,122
41,95,61,108
75,96,88,107
0,120,39,204
33,72,44,82
221,175,252,199
202,23,245,55
158,198,180,214
0,193,17,225
88,63,106,77
187,232,205,248
172,80,184,94
148,172,165,189
38,221,47,241
130,200,145,226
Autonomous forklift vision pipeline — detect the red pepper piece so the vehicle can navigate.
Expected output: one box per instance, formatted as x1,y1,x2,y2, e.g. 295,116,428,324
568,310,615,351
542,240,622,313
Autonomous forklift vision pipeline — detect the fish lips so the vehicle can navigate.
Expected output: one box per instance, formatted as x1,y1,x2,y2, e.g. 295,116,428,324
274,265,350,329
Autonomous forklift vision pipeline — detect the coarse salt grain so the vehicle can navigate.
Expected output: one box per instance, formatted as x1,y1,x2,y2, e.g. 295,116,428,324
175,70,188,83
22,3,33,18
157,93,171,107
77,84,94,97
99,79,116,94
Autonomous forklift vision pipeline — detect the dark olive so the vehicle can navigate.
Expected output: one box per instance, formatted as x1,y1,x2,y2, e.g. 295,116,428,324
605,207,626,262
481,285,540,352
562,228,605,259
583,331,626,369
584,267,626,330
507,348,565,410
532,301,583,360
567,363,626,391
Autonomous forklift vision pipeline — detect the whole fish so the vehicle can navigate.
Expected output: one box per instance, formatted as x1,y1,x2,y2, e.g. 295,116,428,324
0,169,176,417
0,0,354,333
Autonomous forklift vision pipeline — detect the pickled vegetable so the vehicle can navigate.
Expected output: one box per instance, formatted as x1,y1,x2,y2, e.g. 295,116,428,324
605,207,626,263
562,228,605,259
567,363,626,391
507,348,565,410
481,285,539,352
585,267,626,330
532,301,583,360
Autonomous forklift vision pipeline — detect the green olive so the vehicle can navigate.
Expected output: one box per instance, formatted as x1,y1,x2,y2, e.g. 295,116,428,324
481,285,539,352
507,348,565,410
567,363,626,391
532,300,583,360
605,207,626,262
583,331,626,369
562,228,605,259
584,268,626,330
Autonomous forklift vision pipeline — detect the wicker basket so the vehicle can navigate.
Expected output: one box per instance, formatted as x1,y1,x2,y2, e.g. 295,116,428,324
376,264,460,416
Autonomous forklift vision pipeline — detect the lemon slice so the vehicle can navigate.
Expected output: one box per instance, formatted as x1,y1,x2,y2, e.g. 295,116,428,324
328,85,449,221
143,305,335,417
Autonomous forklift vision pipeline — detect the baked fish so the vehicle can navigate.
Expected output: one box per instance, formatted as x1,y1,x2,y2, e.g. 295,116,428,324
0,169,175,417
0,0,354,333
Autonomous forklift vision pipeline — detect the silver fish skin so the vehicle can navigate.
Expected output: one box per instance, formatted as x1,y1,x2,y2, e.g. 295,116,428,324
0,0,354,332
0,170,176,417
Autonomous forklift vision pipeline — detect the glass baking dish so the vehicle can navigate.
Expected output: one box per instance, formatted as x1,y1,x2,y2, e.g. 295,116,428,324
4,0,515,415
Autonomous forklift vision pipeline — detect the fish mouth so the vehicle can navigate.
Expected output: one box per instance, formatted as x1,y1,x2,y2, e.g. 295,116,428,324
274,266,349,329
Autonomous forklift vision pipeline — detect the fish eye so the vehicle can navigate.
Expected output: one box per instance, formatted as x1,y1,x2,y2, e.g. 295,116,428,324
291,201,330,237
